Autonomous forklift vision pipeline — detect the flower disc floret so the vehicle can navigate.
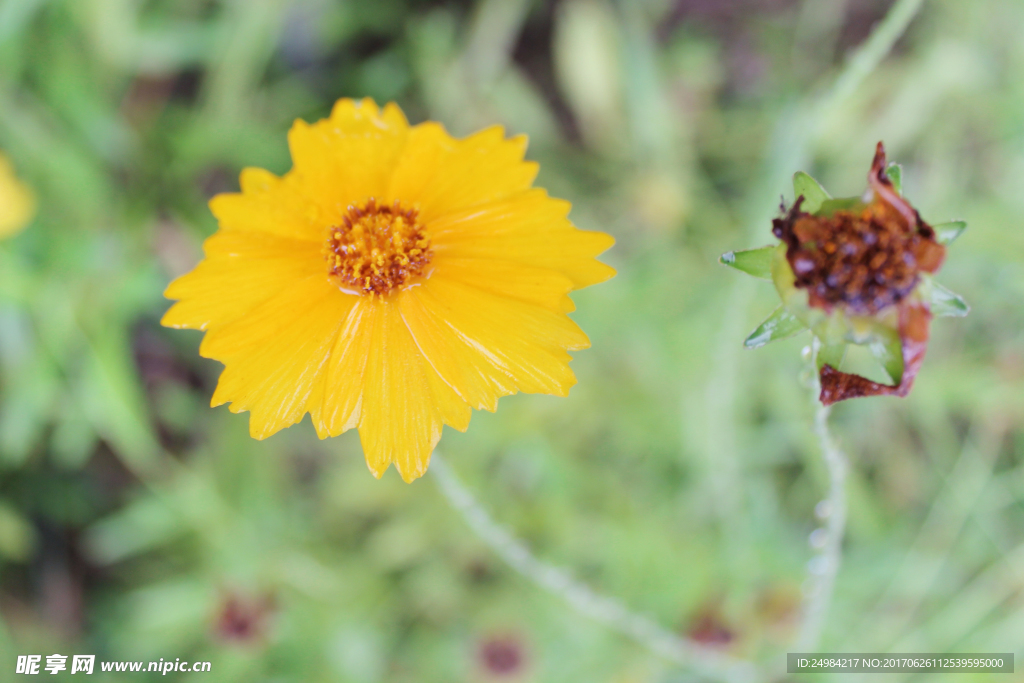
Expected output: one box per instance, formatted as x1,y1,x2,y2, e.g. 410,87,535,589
324,198,431,295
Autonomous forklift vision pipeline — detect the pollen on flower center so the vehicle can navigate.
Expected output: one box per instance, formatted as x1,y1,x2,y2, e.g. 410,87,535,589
323,198,431,295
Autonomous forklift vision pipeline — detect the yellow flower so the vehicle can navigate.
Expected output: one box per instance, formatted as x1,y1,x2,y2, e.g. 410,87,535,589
162,99,615,482
0,153,35,239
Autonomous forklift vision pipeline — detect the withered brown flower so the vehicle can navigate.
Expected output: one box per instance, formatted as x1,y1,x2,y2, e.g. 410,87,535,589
721,142,968,405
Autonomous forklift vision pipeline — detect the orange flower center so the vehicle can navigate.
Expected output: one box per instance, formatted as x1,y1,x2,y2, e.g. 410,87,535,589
323,199,432,296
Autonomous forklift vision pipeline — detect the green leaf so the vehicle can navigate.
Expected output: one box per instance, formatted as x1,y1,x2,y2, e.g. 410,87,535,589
83,495,185,565
744,306,807,348
80,329,161,476
792,171,830,214
885,162,903,195
815,339,847,372
934,220,966,246
929,281,970,317
719,245,776,280
869,333,904,384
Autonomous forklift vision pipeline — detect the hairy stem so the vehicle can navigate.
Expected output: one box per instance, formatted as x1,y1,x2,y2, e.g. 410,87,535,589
430,453,756,683
795,365,849,652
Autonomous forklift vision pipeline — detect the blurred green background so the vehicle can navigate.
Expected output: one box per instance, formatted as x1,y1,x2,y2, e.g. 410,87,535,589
1,0,1023,680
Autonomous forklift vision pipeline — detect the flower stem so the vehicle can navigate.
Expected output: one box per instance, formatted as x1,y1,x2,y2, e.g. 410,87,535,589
795,360,849,652
429,453,756,683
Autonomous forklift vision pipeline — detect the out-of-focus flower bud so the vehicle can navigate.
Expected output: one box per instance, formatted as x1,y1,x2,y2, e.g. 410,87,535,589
0,153,35,240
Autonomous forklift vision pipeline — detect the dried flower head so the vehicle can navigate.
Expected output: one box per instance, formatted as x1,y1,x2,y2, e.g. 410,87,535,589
721,142,968,405
162,99,615,481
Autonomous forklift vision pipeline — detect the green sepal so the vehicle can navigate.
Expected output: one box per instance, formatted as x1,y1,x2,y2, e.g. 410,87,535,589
817,196,865,217
770,247,826,332
815,339,848,372
744,306,807,349
885,162,903,195
933,221,966,246
792,171,830,214
928,281,970,317
869,330,904,384
719,245,776,280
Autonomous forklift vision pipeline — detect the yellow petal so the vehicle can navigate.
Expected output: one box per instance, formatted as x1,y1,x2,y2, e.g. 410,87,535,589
358,299,470,482
210,168,328,242
201,274,358,439
402,275,589,404
434,257,576,314
288,98,409,210
162,231,323,332
430,189,615,289
398,287,515,412
309,297,377,439
387,124,538,223
209,101,409,243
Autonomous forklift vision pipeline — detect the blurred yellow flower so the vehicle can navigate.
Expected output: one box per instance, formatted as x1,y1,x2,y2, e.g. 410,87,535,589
163,98,615,482
0,153,35,239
